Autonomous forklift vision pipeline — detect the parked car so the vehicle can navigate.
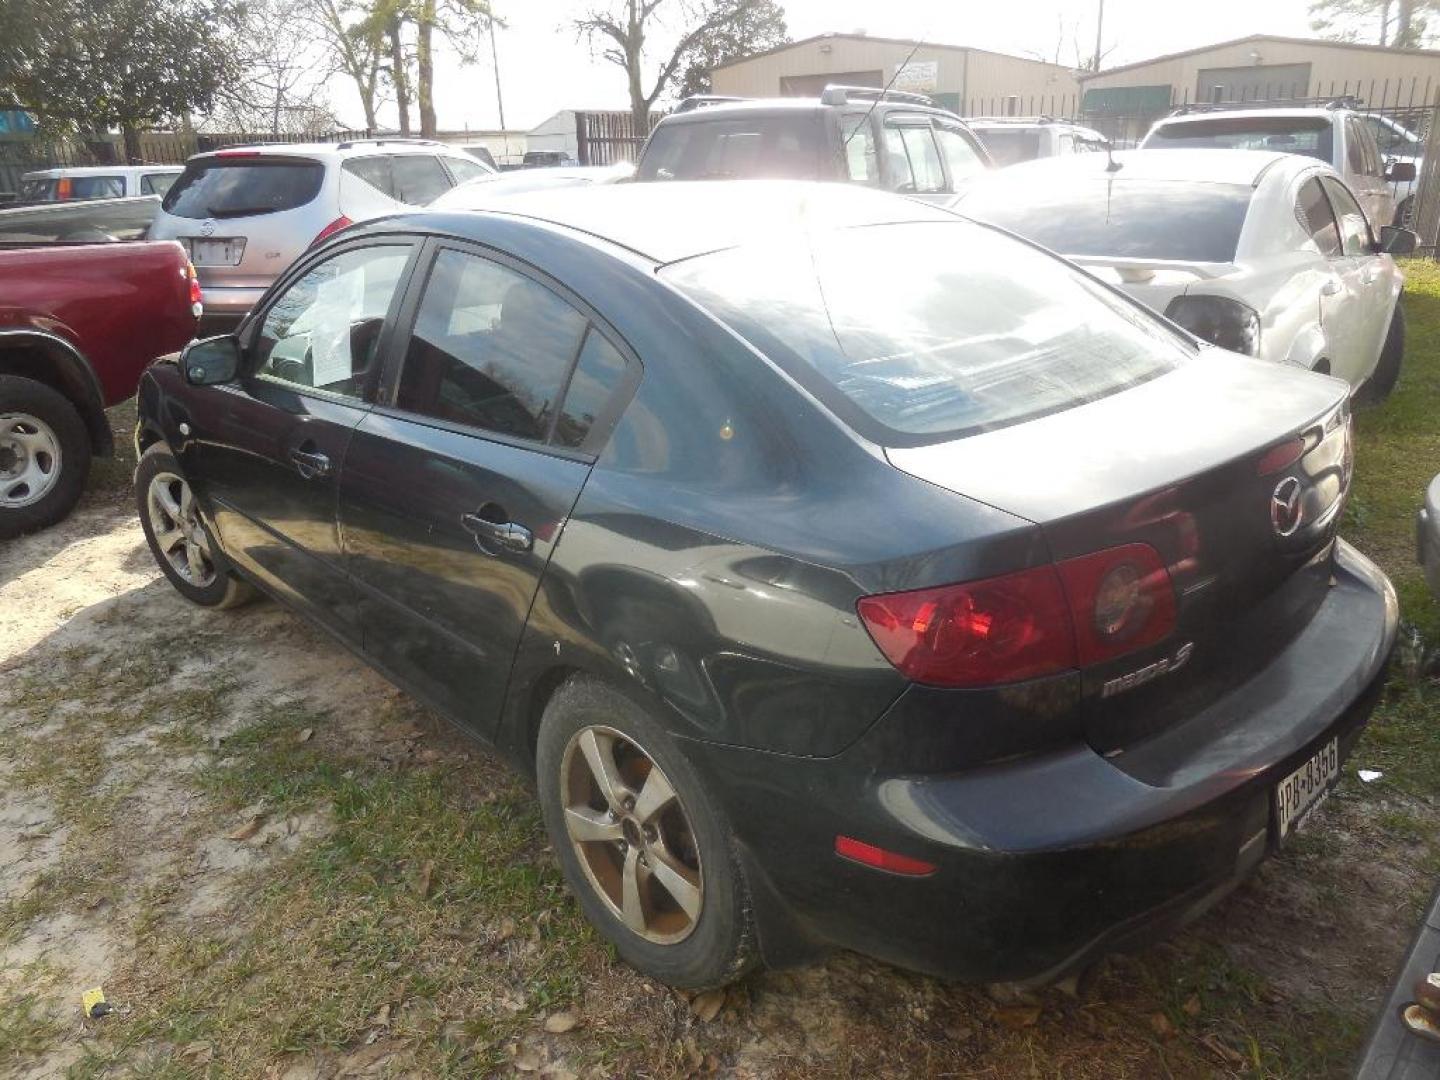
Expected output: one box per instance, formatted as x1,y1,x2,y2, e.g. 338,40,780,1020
1421,475,1440,600
148,139,494,333
0,228,199,537
1363,112,1426,225
522,150,580,167
427,163,633,209
133,180,1395,988
956,149,1413,398
1139,101,1411,226
18,165,182,204
459,144,499,170
0,195,161,244
634,86,992,200
967,117,1110,167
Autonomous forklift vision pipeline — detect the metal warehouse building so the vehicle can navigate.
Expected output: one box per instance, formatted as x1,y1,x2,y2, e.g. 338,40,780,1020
708,33,1082,116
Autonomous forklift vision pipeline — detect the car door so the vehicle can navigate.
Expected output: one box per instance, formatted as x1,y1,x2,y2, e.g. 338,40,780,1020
1316,175,1391,387
339,240,639,734
184,238,418,637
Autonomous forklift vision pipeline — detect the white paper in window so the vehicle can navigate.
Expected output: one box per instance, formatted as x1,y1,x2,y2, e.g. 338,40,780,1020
310,266,363,386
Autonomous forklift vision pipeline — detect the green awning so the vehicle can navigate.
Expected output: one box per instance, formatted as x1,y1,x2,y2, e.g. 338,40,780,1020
1082,85,1172,115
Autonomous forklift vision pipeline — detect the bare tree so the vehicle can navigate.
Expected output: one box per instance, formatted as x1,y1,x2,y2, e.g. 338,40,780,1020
207,0,339,135
1310,0,1438,46
307,0,388,130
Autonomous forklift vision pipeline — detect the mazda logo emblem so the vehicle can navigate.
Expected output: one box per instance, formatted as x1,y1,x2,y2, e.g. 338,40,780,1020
1271,476,1304,538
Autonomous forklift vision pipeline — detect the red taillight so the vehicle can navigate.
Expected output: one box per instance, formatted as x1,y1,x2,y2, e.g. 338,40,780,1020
184,261,203,319
56,177,72,199
312,215,353,246
1054,544,1176,666
856,544,1177,687
856,565,1077,688
835,835,937,876
1256,437,1305,477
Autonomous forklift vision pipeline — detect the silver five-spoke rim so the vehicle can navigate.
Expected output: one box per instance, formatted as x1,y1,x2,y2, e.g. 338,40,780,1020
0,413,62,509
147,472,217,588
561,725,704,945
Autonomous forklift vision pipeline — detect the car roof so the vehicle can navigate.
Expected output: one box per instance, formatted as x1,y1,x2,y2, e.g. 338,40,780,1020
1155,108,1343,124
187,140,450,163
990,148,1315,187
658,96,953,124
21,165,180,178
392,180,960,264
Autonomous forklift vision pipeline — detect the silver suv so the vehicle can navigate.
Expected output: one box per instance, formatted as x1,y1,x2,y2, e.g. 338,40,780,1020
149,139,492,331
967,118,1110,167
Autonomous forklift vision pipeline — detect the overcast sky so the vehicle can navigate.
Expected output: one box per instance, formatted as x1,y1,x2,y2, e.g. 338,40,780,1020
351,0,1330,133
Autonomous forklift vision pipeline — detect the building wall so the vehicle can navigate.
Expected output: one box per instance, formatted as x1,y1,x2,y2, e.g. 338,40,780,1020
1083,39,1440,105
436,130,528,165
710,36,1080,111
524,111,580,159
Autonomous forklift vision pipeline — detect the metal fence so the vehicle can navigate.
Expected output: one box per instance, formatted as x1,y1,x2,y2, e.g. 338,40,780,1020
574,111,664,166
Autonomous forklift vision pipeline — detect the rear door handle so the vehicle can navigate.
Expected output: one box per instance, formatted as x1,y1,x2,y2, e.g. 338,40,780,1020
289,448,331,479
461,511,533,554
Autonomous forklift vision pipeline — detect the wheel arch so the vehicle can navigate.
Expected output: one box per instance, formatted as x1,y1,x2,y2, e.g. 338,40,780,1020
1282,322,1330,375
0,329,112,456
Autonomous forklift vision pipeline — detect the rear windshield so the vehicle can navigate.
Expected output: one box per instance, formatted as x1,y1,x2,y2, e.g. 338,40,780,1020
1144,116,1333,161
19,176,125,201
162,159,324,219
637,115,825,181
663,221,1189,444
961,179,1252,262
972,129,1045,167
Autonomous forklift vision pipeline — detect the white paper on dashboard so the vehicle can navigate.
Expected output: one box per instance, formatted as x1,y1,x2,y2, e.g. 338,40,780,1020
310,269,363,386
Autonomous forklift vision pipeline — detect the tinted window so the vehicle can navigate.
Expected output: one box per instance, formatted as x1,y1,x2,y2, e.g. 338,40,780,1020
973,129,1044,166
23,176,124,201
885,123,945,193
255,245,410,399
665,221,1188,442
554,330,630,448
396,249,587,441
1321,177,1373,255
841,114,879,184
391,155,452,204
1145,117,1334,162
1345,119,1368,174
1296,177,1341,256
443,156,489,184
140,173,178,197
636,116,825,181
163,159,324,219
934,124,987,185
343,156,394,196
962,179,1252,262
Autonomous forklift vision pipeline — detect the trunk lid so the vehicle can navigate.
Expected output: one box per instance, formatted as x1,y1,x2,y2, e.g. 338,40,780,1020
888,350,1352,751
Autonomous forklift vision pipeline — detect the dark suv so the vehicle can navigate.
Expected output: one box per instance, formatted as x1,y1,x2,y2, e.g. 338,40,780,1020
634,86,992,200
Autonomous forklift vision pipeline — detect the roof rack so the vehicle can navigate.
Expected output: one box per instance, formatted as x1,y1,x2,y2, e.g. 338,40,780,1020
967,115,1059,125
334,137,444,150
1168,95,1365,116
820,85,935,108
675,95,746,113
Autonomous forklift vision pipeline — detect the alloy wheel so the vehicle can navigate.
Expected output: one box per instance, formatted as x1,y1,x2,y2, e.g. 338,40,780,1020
0,412,62,509
560,725,704,945
146,471,217,588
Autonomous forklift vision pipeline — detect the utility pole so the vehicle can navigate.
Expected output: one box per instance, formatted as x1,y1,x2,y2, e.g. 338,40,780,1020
488,14,509,162
1092,0,1105,72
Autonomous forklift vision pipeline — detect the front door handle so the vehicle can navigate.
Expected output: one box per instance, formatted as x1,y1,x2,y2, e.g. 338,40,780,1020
461,511,533,554
289,447,331,479
1321,278,1343,297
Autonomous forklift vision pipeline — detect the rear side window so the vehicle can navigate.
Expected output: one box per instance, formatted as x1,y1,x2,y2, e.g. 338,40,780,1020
1145,117,1334,163
962,179,1252,262
553,330,631,448
391,155,452,204
974,128,1044,166
637,115,825,181
140,173,178,197
840,114,879,184
23,176,124,200
396,249,588,441
162,159,324,219
934,123,987,185
443,156,490,184
343,156,394,197
664,221,1188,443
1296,177,1341,256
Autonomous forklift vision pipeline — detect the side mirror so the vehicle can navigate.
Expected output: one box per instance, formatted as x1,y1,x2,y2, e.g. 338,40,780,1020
1380,224,1419,255
181,335,241,386
1386,160,1417,183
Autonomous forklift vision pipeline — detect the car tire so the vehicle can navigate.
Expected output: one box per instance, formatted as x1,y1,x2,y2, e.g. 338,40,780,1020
1366,304,1406,404
135,443,254,609
0,374,91,540
536,676,757,989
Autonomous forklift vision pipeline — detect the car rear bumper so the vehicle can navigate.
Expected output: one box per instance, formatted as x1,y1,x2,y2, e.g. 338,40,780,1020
193,283,266,323
690,539,1398,983
1419,475,1440,599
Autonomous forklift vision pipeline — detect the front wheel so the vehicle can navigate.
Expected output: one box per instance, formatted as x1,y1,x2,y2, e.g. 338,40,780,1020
0,374,90,540
536,677,757,989
135,444,254,609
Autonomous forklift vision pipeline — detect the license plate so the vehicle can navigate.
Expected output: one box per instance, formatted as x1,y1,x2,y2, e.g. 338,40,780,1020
1275,737,1340,839
187,237,244,266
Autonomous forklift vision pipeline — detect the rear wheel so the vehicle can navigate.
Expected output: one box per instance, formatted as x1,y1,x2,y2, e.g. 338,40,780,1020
136,444,254,609
0,375,90,540
1365,304,1405,404
536,677,756,988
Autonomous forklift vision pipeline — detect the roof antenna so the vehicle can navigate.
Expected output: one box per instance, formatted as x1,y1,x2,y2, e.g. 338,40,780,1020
1104,140,1122,172
843,33,929,151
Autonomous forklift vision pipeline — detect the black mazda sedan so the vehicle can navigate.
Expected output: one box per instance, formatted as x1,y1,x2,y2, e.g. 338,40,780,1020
133,181,1397,989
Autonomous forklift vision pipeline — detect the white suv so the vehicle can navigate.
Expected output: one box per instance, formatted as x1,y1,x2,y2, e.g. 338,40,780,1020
1140,103,1412,226
957,149,1414,398
148,139,493,331
967,118,1110,167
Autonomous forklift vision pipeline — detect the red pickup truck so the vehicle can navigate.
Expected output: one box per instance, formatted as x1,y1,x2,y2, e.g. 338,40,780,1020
0,198,200,538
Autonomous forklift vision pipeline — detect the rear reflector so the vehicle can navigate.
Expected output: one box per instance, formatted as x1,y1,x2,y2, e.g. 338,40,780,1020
312,214,353,246
835,835,937,876
1256,437,1306,477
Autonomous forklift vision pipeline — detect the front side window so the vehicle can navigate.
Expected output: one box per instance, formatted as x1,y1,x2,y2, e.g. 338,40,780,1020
841,113,879,184
255,245,411,399
884,123,945,194
396,249,588,441
1296,177,1342,257
391,155,452,204
1321,177,1374,256
933,123,987,185
665,221,1189,443
1345,119,1370,175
